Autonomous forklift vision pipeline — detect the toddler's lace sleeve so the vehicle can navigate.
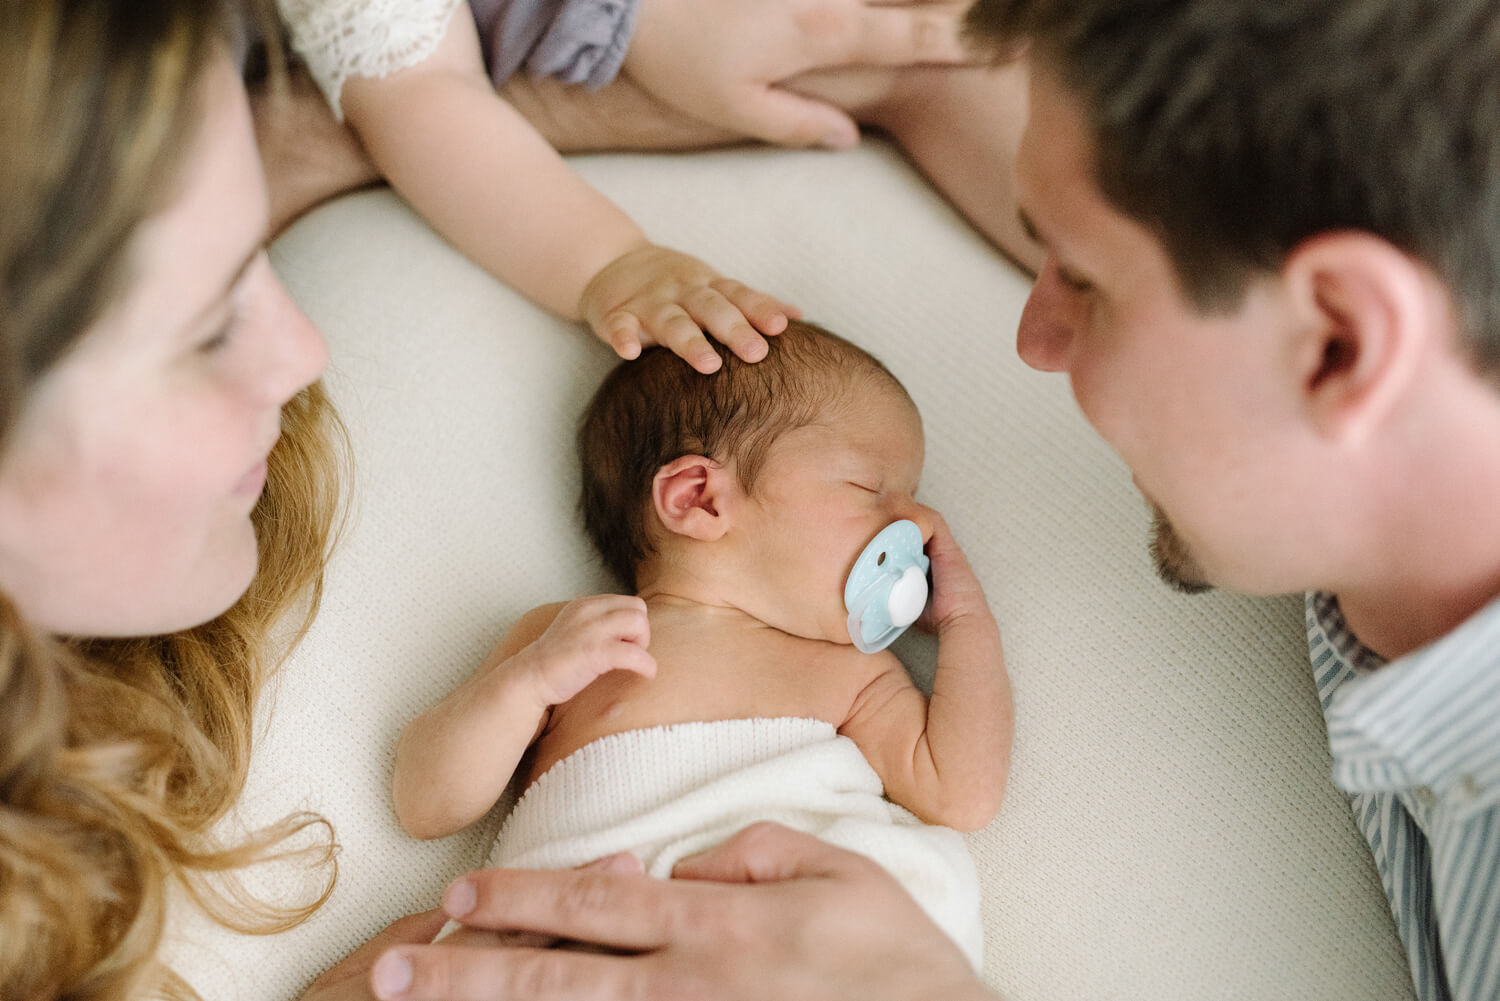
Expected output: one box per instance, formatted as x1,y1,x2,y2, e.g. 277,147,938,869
277,0,465,118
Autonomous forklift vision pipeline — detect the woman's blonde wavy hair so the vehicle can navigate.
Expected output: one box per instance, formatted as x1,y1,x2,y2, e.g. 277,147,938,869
0,2,348,998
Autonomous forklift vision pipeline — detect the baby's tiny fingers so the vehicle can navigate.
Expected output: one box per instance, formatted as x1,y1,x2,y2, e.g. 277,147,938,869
613,643,658,680
598,598,651,647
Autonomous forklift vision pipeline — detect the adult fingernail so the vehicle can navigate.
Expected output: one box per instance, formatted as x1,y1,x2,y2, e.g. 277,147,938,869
600,851,643,874
372,952,413,999
443,878,476,917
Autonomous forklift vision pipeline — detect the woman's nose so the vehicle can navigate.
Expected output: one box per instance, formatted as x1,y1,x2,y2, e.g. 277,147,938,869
259,267,330,406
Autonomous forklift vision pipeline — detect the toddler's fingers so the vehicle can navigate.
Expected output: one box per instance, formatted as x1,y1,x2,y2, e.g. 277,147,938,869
601,312,643,361
682,287,769,364
644,305,722,373
711,278,801,332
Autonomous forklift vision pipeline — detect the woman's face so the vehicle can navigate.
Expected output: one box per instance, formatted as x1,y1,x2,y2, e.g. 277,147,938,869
0,56,329,637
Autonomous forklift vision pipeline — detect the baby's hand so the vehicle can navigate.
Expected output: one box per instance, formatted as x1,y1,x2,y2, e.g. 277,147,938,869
580,244,799,374
521,594,657,706
918,512,995,634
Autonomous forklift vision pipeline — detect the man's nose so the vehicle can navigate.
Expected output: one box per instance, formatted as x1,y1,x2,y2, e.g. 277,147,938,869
1015,264,1076,373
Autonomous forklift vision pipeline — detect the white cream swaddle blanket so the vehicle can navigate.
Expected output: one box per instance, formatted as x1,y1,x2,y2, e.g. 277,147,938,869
483,716,984,969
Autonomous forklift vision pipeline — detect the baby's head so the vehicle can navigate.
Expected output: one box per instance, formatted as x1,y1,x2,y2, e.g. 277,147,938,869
579,321,931,641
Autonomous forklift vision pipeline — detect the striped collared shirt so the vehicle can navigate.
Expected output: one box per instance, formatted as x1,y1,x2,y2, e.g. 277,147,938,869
1307,591,1500,1001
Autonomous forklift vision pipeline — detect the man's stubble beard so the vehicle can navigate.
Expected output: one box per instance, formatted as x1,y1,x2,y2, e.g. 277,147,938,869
1149,505,1214,595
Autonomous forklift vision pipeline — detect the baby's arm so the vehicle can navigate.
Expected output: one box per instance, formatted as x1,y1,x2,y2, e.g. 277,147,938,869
838,512,1012,831
392,595,655,839
339,10,795,374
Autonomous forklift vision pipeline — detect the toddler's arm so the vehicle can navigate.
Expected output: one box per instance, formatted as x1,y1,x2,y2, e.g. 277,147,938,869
339,9,795,374
392,595,655,839
839,512,1012,831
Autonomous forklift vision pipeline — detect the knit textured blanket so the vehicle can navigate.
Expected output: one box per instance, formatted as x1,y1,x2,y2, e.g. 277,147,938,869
484,716,984,969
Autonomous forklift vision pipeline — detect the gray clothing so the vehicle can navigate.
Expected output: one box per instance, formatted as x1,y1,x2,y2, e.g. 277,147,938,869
469,0,639,90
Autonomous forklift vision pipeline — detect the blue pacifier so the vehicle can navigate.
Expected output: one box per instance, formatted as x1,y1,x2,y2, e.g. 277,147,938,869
844,520,930,653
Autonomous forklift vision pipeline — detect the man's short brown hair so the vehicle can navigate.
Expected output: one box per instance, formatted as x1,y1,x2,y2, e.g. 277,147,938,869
967,0,1500,370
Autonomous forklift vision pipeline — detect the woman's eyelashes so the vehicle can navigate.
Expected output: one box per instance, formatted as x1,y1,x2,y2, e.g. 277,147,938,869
197,314,238,354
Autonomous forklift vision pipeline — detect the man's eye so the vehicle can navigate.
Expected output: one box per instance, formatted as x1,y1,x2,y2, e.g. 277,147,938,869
1057,266,1092,293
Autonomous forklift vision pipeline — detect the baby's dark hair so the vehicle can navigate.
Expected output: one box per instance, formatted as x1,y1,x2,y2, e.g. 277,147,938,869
579,319,905,589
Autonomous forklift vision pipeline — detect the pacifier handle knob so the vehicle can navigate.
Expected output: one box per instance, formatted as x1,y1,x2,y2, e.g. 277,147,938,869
886,565,928,628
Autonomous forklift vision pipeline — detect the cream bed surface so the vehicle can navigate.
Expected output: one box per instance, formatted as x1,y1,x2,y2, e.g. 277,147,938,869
165,140,1415,1000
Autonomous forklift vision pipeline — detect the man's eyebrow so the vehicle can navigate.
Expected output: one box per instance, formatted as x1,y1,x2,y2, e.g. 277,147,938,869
185,242,261,333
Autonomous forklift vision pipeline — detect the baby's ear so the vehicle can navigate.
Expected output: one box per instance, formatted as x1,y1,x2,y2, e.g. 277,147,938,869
652,455,734,541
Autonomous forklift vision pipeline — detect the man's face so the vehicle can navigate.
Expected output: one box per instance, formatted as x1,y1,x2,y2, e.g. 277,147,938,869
1012,64,1324,597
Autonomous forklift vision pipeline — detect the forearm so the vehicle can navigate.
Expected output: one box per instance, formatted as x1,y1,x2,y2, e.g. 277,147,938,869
343,67,645,320
500,73,744,153
787,62,1042,274
392,659,547,839
852,514,1014,830
922,610,1012,827
844,665,1004,831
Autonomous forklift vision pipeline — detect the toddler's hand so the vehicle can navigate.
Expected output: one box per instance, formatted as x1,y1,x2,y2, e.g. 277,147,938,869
580,244,799,374
521,594,656,706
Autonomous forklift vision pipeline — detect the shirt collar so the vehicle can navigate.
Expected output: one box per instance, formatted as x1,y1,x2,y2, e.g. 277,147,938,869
1311,590,1500,814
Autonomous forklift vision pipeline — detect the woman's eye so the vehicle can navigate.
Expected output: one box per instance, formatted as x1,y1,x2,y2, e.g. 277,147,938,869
196,247,263,356
198,320,235,354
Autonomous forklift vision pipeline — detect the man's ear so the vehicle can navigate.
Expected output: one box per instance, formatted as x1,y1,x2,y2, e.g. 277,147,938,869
1282,232,1443,443
652,455,734,541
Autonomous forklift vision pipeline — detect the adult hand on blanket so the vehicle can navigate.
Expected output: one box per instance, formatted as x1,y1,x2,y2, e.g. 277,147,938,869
301,859,646,1001
299,910,451,1001
366,823,997,1001
624,0,976,150
523,594,658,706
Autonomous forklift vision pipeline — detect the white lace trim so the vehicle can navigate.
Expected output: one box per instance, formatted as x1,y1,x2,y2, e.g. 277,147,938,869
278,0,465,119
